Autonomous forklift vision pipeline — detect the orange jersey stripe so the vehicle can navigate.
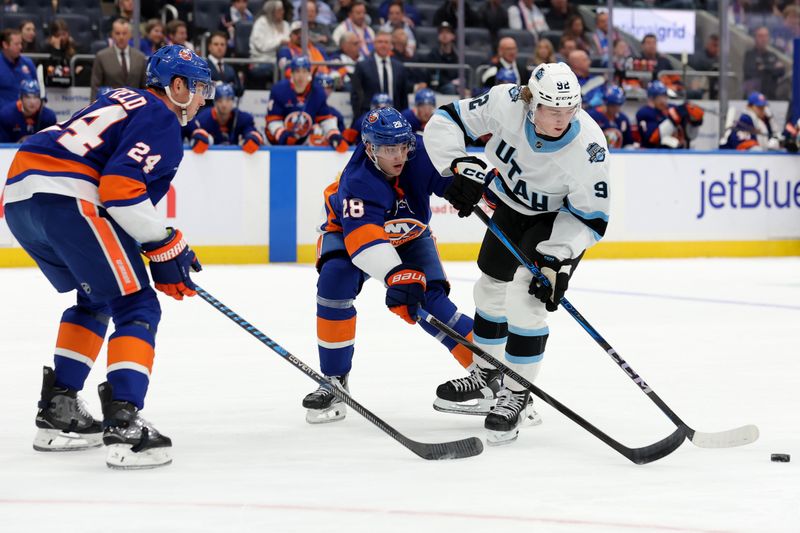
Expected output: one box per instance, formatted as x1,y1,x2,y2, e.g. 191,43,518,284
344,223,388,257
56,322,104,360
9,150,100,181
99,174,147,204
107,336,155,372
322,180,343,232
737,139,758,150
79,200,140,295
317,316,356,344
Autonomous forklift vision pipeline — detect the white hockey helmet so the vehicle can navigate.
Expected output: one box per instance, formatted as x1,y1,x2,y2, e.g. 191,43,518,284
527,62,581,120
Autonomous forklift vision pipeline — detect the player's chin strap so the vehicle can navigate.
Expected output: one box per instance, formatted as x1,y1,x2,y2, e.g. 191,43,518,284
164,86,195,126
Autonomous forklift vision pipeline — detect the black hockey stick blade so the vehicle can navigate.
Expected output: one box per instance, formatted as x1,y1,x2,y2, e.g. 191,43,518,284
419,309,685,464
472,207,759,449
197,287,483,461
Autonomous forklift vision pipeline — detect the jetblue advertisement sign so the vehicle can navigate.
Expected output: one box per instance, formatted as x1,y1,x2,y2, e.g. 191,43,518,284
613,8,696,54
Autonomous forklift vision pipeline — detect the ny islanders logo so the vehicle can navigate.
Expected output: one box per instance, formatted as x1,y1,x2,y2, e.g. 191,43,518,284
285,111,314,138
384,218,427,246
178,48,193,61
586,142,606,163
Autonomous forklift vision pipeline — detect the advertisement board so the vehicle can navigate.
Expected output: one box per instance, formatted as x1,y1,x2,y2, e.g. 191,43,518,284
612,8,696,54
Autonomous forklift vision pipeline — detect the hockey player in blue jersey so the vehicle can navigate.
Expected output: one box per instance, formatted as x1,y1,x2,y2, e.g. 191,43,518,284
316,73,346,132
2,45,212,470
302,107,477,423
719,91,781,151
0,80,57,143
266,55,348,152
636,80,704,149
187,83,264,154
587,85,637,149
402,88,436,134
342,92,393,145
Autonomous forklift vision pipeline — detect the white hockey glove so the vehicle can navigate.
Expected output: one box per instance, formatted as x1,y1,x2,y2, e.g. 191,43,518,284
443,156,493,217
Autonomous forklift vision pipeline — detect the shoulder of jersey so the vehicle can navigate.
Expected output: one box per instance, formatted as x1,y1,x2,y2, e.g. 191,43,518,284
271,79,293,97
489,84,525,108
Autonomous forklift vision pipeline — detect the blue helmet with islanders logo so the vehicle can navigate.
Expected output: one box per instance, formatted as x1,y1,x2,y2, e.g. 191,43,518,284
361,107,416,159
146,45,214,99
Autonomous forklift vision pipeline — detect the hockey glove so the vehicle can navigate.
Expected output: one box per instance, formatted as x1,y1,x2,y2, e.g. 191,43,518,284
242,131,263,154
277,130,298,145
342,128,359,144
528,251,580,312
141,228,202,301
443,156,491,218
191,129,210,154
329,133,349,153
384,264,426,324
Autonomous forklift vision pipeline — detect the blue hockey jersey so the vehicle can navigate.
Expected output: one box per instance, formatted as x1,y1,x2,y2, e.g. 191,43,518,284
188,106,262,146
401,108,426,134
587,106,635,148
266,79,338,145
0,100,58,143
4,88,183,244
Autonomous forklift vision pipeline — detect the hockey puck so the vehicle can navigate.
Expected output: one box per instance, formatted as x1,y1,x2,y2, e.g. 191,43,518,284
771,453,790,462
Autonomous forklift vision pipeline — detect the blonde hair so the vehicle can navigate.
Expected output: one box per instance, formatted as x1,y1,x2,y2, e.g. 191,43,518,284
532,38,556,65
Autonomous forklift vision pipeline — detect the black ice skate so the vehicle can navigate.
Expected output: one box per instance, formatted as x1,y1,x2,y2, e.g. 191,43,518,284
302,374,348,424
33,366,103,452
98,382,172,470
433,364,502,416
484,389,541,446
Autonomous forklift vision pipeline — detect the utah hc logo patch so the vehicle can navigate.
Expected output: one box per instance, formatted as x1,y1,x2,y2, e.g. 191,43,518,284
586,142,606,163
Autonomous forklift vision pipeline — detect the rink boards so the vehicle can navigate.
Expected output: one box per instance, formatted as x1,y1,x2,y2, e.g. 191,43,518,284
1,145,799,266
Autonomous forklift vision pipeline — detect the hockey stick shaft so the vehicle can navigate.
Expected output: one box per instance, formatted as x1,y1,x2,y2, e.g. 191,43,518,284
197,287,483,460
418,309,684,464
472,207,758,448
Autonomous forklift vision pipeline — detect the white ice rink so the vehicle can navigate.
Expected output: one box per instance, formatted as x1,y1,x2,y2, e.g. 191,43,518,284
1,258,798,533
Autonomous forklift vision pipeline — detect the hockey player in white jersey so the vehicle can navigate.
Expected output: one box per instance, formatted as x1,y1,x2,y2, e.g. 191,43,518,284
423,62,611,445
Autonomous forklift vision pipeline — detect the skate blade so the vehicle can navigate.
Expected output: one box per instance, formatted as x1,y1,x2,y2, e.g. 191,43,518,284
486,428,520,447
33,428,103,452
105,443,172,470
433,398,495,416
305,403,346,424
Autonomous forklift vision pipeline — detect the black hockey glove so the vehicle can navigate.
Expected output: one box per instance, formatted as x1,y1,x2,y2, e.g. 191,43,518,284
528,251,581,312
443,156,492,218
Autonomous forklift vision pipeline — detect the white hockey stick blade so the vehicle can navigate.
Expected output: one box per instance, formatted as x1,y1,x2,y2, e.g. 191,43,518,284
688,424,759,448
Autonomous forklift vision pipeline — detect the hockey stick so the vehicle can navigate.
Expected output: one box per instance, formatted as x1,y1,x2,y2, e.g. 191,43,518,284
196,287,483,460
418,310,684,464
472,207,759,449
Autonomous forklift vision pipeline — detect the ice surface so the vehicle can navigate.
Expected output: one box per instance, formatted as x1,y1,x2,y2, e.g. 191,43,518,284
1,258,798,532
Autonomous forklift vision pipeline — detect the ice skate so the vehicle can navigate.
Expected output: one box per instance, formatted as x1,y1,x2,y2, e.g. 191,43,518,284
433,364,502,416
33,366,103,452
484,389,541,446
302,374,348,424
98,382,172,470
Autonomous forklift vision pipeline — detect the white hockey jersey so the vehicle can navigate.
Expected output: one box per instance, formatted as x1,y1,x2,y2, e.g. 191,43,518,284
424,84,611,261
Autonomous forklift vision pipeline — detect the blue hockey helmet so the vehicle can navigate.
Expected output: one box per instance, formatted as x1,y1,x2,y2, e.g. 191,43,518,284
146,44,214,99
747,91,767,107
290,55,312,72
495,67,516,84
370,93,393,109
215,82,236,101
604,85,626,106
414,88,436,106
19,79,42,98
361,107,416,159
646,80,668,99
316,73,334,88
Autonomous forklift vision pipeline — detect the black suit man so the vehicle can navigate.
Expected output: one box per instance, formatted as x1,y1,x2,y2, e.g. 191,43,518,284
351,30,408,117
207,31,244,97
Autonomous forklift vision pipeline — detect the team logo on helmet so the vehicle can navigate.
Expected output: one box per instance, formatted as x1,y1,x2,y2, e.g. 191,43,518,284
586,142,606,163
178,48,193,61
367,111,379,123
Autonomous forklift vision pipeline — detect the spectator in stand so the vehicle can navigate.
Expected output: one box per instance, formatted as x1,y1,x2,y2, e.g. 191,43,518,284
277,21,329,75
743,26,785,99
770,4,800,55
207,31,244,97
561,14,593,55
508,0,548,38
434,0,479,29
378,0,421,27
545,0,579,31
424,21,459,95
568,49,605,108
381,1,416,55
590,9,619,60
333,1,375,58
334,0,354,23
688,34,720,99
222,0,254,50
637,33,673,81
481,36,530,87
0,29,36,107
351,30,409,116
331,31,363,90
166,20,194,51
719,91,780,151
19,20,39,54
102,0,135,36
0,80,56,143
250,0,291,86
480,0,509,48
555,37,577,62
530,37,556,67
43,19,81,88
140,19,166,57
610,38,642,91
391,28,412,60
302,1,333,50
293,0,337,26
90,19,147,101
